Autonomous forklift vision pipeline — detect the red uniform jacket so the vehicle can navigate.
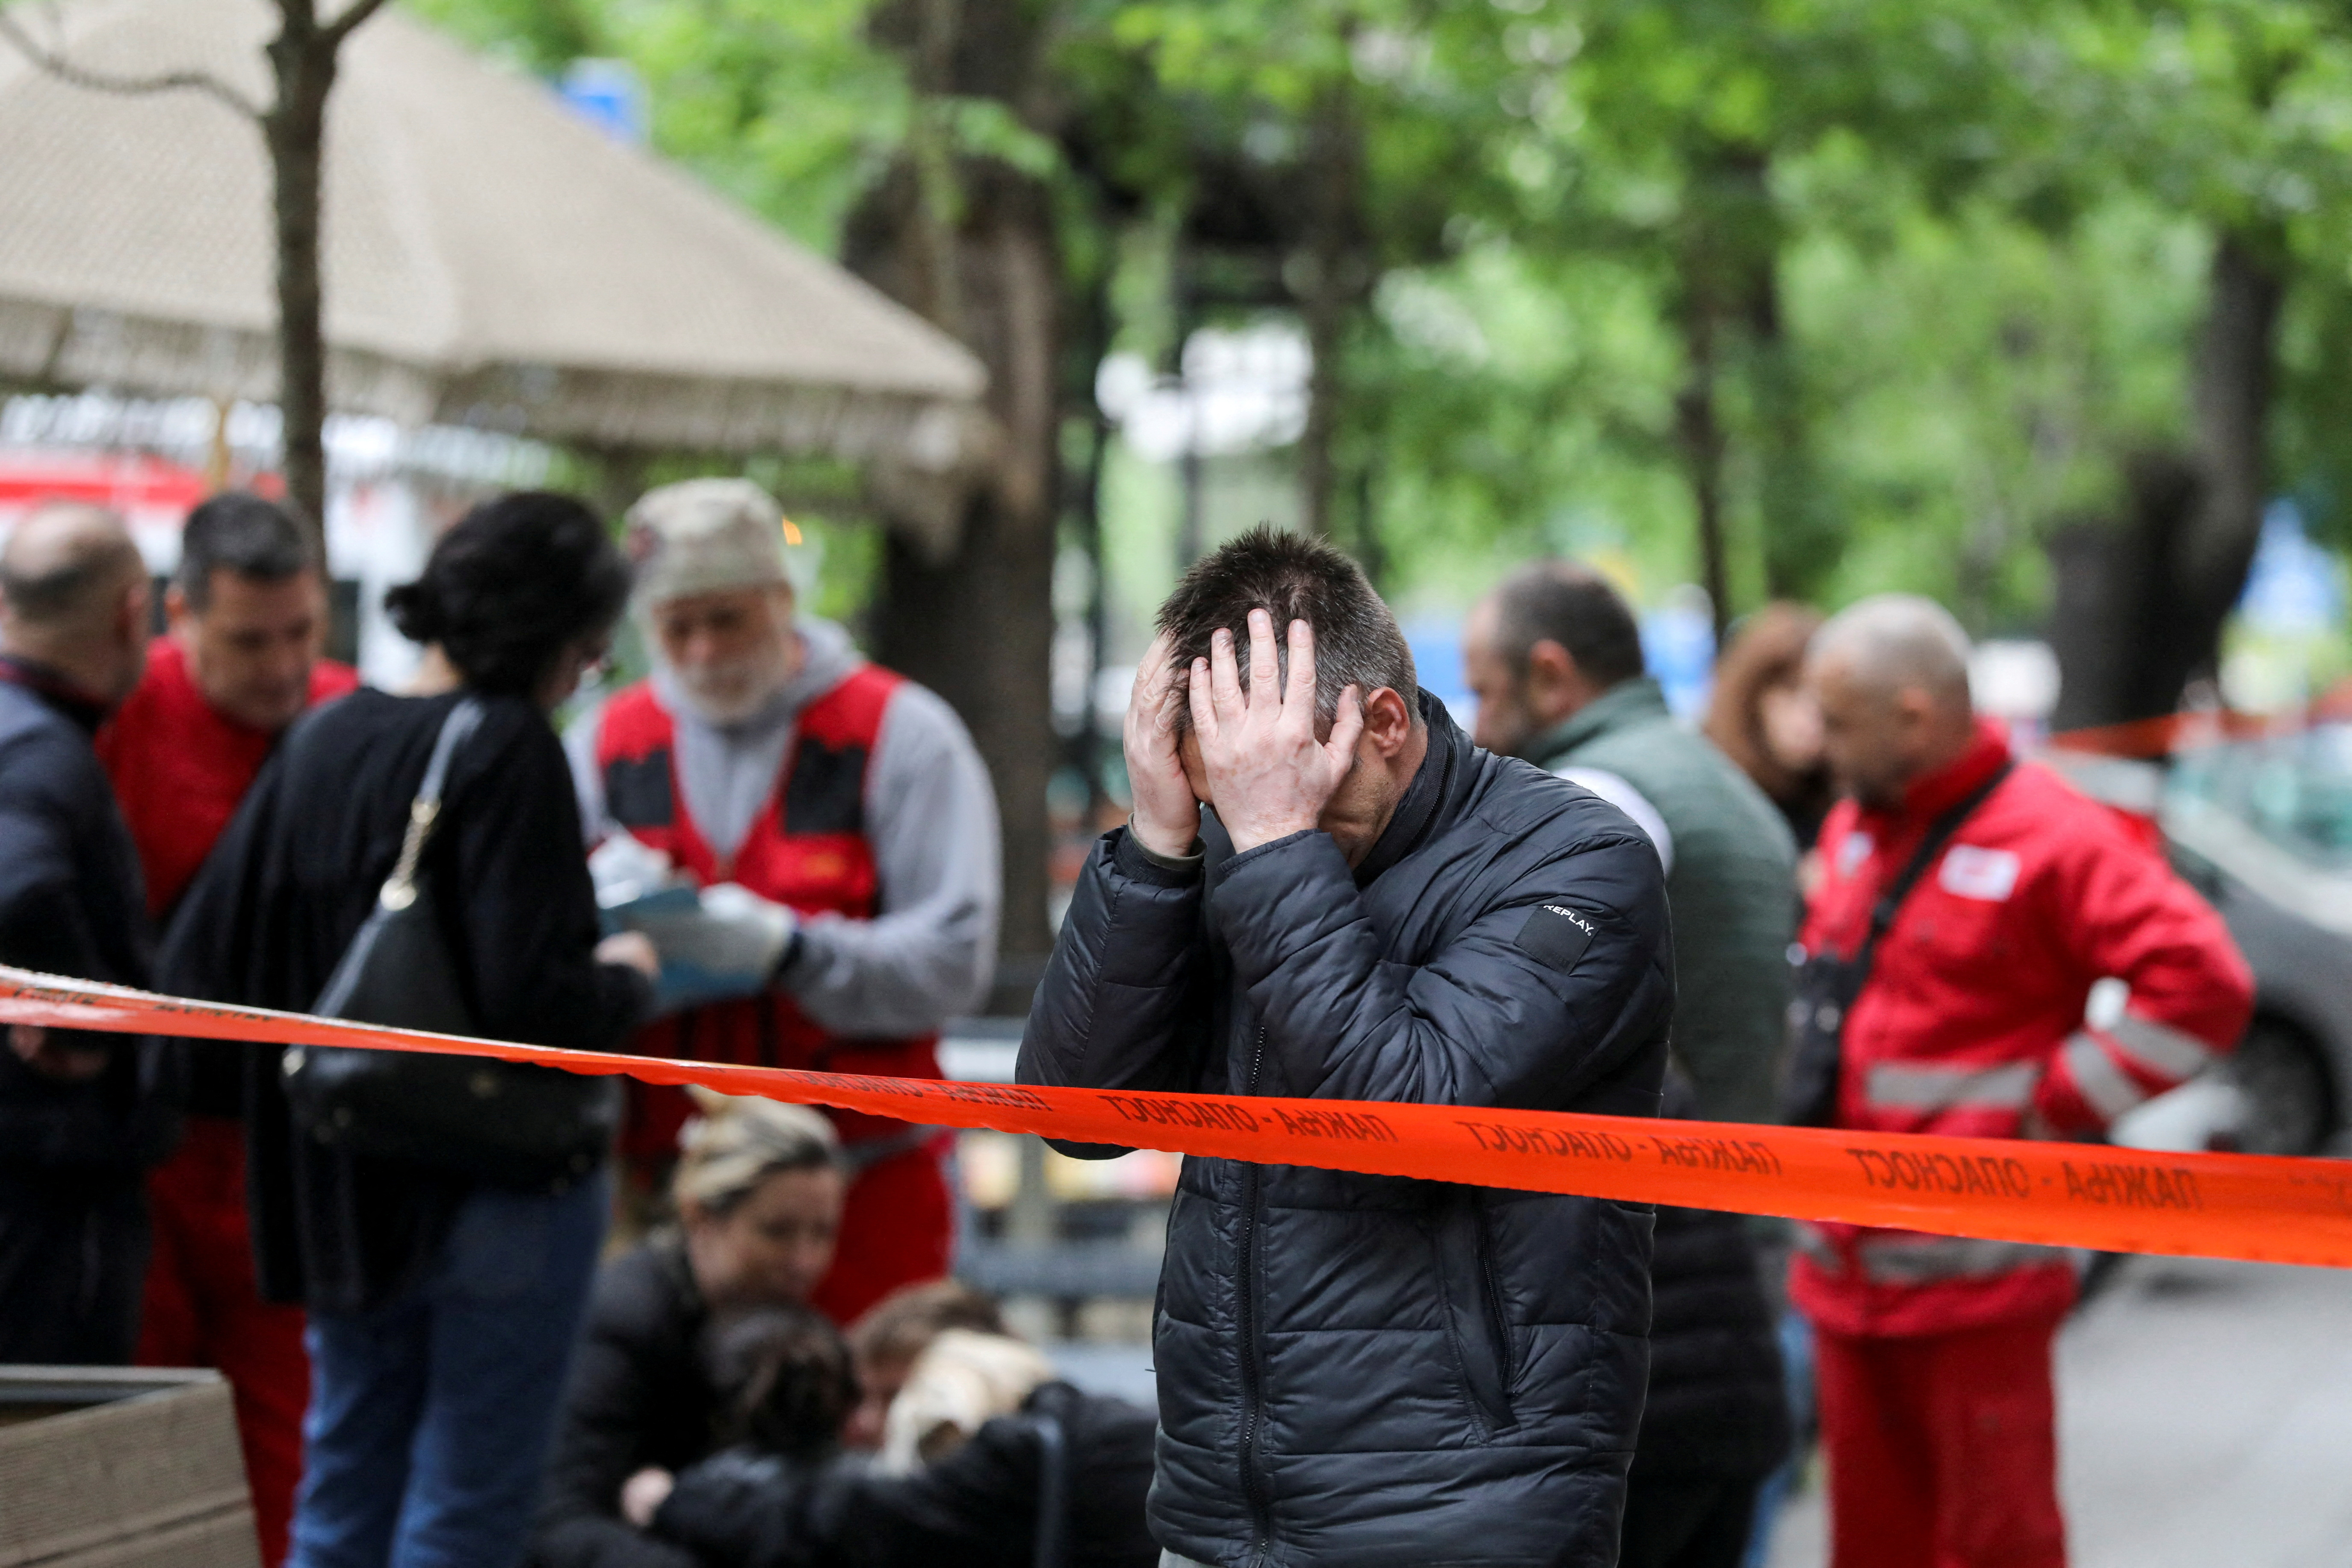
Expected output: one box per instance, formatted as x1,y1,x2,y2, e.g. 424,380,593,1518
593,666,952,1324
1790,722,2253,1337
97,638,358,918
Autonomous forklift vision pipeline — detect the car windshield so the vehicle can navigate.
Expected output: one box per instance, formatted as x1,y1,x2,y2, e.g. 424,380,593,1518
2169,722,2352,871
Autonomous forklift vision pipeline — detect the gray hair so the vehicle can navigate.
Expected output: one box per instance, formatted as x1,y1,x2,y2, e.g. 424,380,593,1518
1811,594,1974,708
1155,526,1417,732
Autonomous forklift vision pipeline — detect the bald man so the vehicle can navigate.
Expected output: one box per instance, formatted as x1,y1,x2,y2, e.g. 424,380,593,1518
1790,594,2252,1568
0,502,175,1364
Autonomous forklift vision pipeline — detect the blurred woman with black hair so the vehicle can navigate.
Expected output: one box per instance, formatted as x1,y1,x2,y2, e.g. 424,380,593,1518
165,491,660,1568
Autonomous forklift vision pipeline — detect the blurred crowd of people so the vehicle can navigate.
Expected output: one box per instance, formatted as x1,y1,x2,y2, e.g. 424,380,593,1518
1457,566,2253,1568
0,481,1088,1568
0,480,2259,1568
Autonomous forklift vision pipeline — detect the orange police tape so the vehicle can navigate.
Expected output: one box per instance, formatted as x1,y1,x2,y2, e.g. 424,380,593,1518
8,965,2352,1271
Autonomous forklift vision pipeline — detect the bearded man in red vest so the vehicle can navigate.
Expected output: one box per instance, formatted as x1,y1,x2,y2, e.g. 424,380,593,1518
95,490,357,1567
567,478,1000,1326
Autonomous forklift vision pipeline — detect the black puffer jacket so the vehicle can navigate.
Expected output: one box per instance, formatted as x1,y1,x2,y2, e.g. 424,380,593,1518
1019,701,1674,1568
1630,1081,1790,1481
652,1380,1158,1568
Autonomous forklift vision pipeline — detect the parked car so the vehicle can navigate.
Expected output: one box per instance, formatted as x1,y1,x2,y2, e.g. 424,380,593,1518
2159,722,2352,1155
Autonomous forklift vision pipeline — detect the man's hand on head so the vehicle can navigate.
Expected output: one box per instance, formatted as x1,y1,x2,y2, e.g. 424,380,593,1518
1188,609,1364,853
1125,630,1203,858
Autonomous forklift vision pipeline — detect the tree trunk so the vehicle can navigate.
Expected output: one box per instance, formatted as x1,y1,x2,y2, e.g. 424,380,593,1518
1746,260,1830,604
2048,230,2286,729
263,2,334,549
1673,145,1779,641
1674,301,1732,646
1296,81,1362,540
2183,230,2284,611
846,55,1062,1005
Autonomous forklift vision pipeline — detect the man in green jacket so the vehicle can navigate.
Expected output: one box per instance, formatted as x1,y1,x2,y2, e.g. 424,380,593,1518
1464,562,1799,1125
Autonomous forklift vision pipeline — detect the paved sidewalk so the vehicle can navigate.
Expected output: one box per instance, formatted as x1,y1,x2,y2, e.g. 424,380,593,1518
1767,1255,2352,1567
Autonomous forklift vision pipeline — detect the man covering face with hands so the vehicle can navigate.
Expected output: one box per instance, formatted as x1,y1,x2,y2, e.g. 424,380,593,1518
1019,528,1676,1568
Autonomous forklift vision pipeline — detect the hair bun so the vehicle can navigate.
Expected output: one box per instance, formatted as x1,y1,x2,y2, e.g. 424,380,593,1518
384,580,446,644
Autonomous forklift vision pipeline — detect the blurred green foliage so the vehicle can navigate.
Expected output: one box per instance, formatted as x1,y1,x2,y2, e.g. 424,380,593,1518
410,0,2352,639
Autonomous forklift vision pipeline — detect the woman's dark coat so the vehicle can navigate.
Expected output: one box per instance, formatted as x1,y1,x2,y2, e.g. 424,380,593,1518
532,1236,716,1568
161,688,649,1314
1017,701,1675,1568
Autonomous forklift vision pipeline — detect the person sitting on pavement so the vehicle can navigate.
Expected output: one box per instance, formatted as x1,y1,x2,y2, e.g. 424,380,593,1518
534,1091,848,1568
1019,528,1675,1568
840,1278,1009,1451
96,489,357,1568
0,502,175,1367
636,1322,1159,1568
1791,594,2254,1568
567,478,1000,1325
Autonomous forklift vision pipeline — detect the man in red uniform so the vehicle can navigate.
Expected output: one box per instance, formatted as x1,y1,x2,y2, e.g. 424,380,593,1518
567,478,999,1326
1791,595,2253,1568
95,492,356,1568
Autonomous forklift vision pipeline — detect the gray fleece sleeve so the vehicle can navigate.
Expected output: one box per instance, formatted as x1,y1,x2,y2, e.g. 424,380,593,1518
561,700,615,847
781,682,1001,1036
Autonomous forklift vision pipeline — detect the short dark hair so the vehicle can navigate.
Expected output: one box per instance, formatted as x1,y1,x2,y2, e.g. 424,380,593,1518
1490,561,1646,688
384,490,629,697
177,492,316,611
703,1305,858,1459
1156,526,1417,731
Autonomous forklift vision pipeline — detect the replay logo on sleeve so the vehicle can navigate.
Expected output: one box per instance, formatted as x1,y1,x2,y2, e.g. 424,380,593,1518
1515,903,1599,971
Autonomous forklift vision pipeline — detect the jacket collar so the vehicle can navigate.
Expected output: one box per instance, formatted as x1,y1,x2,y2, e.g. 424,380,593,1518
1525,676,1669,767
1352,691,1472,888
0,655,111,733
1866,717,2012,833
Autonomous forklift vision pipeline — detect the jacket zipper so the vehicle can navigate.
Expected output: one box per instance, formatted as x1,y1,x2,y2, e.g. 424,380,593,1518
1237,1025,1273,1559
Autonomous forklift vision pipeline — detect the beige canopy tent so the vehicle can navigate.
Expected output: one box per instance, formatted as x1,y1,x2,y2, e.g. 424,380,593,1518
0,0,987,478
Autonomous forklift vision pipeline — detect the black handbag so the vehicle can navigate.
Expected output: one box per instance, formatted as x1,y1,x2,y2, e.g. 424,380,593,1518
1781,763,2013,1127
284,698,618,1187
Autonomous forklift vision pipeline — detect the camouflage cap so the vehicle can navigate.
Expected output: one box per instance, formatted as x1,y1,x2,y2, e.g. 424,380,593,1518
623,478,792,606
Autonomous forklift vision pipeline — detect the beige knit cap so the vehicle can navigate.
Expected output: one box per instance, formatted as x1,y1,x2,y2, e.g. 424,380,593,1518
623,478,793,607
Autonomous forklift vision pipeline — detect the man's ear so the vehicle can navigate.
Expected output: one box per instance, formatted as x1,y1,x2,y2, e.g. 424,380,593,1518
1524,638,1580,701
1358,687,1416,758
119,577,150,645
164,582,194,638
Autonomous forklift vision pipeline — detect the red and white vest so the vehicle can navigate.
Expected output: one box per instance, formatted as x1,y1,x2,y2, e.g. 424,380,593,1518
594,664,944,1160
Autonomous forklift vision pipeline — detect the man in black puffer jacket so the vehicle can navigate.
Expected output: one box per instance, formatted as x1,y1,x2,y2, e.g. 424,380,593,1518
1019,530,1675,1568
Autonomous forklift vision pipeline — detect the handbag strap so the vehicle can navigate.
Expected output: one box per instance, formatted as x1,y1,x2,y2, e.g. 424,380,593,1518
1844,759,2014,981
379,697,485,912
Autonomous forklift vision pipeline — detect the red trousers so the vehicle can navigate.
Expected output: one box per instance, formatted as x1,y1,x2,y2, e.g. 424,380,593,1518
1815,1311,2068,1568
137,1116,310,1568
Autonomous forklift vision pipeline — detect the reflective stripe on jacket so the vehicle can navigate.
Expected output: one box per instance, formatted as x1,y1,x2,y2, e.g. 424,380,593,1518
1791,721,2252,1338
